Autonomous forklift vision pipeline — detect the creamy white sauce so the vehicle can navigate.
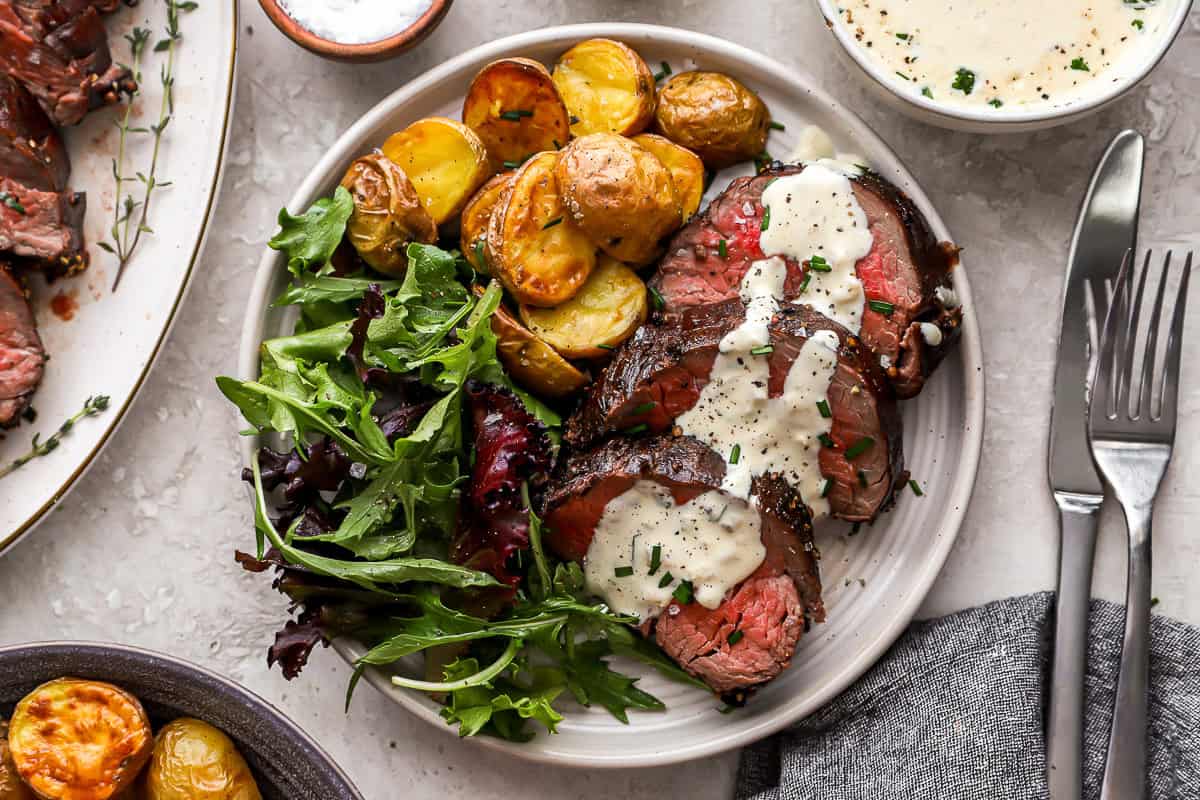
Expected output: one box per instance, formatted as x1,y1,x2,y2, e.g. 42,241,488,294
583,481,764,621
759,164,873,335
919,322,944,347
278,0,433,45
935,285,960,309
834,0,1177,110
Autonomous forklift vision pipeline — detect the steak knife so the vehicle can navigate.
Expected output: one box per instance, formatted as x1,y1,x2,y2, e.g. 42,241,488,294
1046,129,1143,800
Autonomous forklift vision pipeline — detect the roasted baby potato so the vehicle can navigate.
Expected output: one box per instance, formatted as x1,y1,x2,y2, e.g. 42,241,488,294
0,721,34,800
554,133,680,266
486,151,596,307
381,117,492,226
489,300,589,398
340,153,438,276
632,133,706,223
462,58,570,169
552,39,656,137
459,172,515,274
8,678,153,800
518,256,648,358
654,71,770,169
142,719,261,800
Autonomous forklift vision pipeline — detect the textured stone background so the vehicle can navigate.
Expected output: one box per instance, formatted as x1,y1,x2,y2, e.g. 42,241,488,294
1,2,1197,798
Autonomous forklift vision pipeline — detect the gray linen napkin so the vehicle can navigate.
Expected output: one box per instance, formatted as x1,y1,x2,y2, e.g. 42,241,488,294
736,592,1200,800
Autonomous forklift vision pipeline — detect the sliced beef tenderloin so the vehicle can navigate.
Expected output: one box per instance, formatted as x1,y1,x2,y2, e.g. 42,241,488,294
0,75,69,191
0,176,86,272
649,163,961,397
542,434,824,696
0,264,45,427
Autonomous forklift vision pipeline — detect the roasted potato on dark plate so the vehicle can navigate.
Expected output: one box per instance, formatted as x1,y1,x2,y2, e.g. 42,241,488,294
381,117,492,226
555,133,680,266
8,678,153,800
0,721,34,800
632,133,706,223
654,71,769,169
486,151,596,307
552,39,656,137
518,256,647,359
143,718,262,800
340,154,438,276
460,172,515,274
462,58,570,169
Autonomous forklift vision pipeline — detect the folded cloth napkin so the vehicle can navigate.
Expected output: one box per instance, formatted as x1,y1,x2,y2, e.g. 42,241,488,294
736,592,1200,800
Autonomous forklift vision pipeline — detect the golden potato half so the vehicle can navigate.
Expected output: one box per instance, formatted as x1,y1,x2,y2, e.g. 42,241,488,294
340,153,438,276
459,172,515,274
1,721,34,800
632,133,706,223
462,58,570,168
8,678,153,800
487,299,589,398
381,117,492,226
654,71,769,169
555,133,680,266
486,151,596,307
142,719,261,800
519,257,648,359
552,39,656,137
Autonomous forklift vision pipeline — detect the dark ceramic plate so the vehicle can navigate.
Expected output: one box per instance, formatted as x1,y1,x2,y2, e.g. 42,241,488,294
0,642,364,800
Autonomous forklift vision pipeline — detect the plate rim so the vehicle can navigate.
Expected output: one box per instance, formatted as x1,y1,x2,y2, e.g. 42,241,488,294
0,0,241,554
237,21,986,768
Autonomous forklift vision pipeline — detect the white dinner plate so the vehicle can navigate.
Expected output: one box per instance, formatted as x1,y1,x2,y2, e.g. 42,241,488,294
239,23,985,768
0,1,238,550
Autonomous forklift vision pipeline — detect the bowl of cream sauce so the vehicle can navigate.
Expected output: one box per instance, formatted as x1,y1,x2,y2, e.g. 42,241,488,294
260,0,452,62
813,0,1193,132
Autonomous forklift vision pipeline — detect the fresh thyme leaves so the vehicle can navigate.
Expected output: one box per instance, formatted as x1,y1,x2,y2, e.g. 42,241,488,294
951,67,976,95
0,192,25,215
0,395,110,481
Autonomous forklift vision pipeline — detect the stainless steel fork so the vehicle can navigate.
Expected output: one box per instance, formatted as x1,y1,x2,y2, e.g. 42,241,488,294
1088,249,1192,800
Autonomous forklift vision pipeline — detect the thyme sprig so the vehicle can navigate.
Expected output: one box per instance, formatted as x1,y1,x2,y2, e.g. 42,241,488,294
0,396,111,481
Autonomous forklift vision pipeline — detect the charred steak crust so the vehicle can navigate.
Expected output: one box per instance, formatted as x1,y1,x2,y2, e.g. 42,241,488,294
0,75,69,191
0,264,45,427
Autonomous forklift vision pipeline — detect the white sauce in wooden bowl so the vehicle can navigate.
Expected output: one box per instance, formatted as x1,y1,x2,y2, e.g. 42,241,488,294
278,0,433,45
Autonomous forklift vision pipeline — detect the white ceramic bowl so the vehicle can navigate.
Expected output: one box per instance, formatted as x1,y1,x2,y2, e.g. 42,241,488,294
239,23,986,767
812,0,1195,133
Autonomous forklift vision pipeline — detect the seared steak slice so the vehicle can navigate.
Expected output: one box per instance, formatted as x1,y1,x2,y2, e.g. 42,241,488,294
649,163,961,397
564,299,903,521
543,434,824,695
0,176,86,271
0,264,45,427
0,75,69,191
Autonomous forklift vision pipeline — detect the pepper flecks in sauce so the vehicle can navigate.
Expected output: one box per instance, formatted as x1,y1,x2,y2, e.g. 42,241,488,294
835,0,1175,110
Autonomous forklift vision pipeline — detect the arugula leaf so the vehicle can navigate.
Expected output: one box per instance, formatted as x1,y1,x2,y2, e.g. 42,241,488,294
440,661,564,740
269,187,354,278
274,275,404,307
558,640,665,723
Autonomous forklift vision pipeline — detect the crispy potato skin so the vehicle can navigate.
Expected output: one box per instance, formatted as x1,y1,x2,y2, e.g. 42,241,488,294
632,133,705,223
552,39,656,137
381,117,492,226
462,59,570,168
459,172,515,274
340,154,438,276
654,71,769,169
486,151,596,307
8,679,153,800
1,722,35,800
555,133,680,266
142,719,261,800
519,257,648,359
485,296,589,398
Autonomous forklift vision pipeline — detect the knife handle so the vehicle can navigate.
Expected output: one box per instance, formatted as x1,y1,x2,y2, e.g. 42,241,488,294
1047,498,1102,800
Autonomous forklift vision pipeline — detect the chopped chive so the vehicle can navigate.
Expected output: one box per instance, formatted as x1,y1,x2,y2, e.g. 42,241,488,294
649,286,666,310
658,571,674,588
760,207,771,231
952,67,976,95
750,345,774,356
799,273,812,293
614,565,634,577
921,86,934,99
857,469,869,488
672,580,694,604
909,478,924,496
895,71,913,82
633,401,657,415
718,239,728,259
808,255,832,272
1132,18,1144,29
626,423,649,435
818,433,836,448
768,120,786,131
844,436,875,460
816,399,832,418
499,109,534,121
727,629,744,645
569,114,581,125
819,478,832,497
988,98,1004,108
895,32,910,40
868,299,895,315
649,545,662,575
596,343,615,351
552,139,562,149
730,443,741,464
654,61,672,81
0,192,25,215
1070,57,1089,71
473,238,486,268
542,216,563,230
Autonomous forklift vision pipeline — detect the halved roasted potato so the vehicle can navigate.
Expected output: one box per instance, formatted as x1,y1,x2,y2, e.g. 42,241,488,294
552,39,656,137
518,256,648,358
340,153,438,276
554,133,680,266
654,71,770,169
0,721,34,800
381,117,492,225
632,133,706,223
459,172,515,274
479,288,588,397
143,718,261,800
486,151,596,307
462,58,570,169
8,678,153,800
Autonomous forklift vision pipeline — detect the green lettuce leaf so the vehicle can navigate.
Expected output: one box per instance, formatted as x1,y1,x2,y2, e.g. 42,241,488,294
269,187,354,278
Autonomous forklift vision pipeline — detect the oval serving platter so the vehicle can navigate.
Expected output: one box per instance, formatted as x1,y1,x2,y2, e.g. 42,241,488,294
239,23,985,768
0,0,238,550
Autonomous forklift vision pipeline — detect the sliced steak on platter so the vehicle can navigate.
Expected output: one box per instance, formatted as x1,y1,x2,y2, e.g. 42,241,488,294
0,263,44,427
0,176,86,271
0,75,69,191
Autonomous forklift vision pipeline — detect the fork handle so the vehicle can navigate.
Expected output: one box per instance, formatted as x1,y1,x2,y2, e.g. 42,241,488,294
1048,498,1102,800
1100,505,1153,800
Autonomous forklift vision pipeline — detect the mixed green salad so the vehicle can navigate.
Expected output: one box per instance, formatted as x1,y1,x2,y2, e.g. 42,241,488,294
218,188,701,741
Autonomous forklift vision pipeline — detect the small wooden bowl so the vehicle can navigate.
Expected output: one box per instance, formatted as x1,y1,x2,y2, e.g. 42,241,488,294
258,0,453,63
